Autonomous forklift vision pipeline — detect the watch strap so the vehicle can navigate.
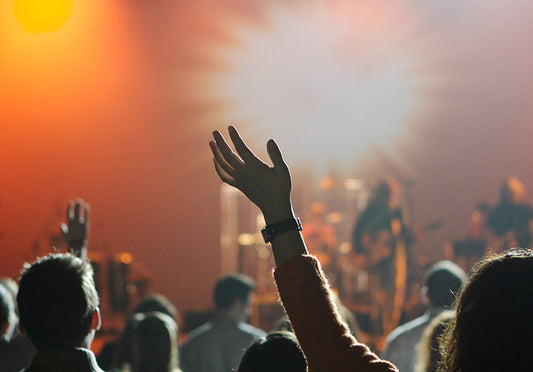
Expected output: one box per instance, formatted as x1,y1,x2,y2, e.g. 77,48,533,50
261,218,302,243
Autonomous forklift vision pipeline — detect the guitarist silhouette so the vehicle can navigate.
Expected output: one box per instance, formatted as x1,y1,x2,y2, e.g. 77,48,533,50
352,176,411,347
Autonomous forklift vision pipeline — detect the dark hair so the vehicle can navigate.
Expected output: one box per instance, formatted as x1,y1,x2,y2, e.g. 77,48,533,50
17,253,99,350
132,294,178,321
237,331,307,372
423,261,466,308
0,284,14,333
415,310,454,372
213,274,255,310
114,311,179,372
439,249,533,371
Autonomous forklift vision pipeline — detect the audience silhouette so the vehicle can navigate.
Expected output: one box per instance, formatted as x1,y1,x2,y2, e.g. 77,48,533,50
237,331,307,372
98,294,179,370
180,273,266,372
382,260,465,372
5,127,533,372
113,311,181,372
17,253,102,371
439,249,533,371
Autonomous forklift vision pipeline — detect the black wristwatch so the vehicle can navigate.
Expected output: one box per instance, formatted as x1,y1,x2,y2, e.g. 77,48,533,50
261,218,302,243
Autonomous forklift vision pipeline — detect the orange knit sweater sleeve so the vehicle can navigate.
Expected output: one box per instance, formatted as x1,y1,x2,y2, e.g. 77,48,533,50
274,255,398,372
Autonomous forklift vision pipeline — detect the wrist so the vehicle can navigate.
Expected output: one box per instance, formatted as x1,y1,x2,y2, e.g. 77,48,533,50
262,203,294,225
68,239,87,250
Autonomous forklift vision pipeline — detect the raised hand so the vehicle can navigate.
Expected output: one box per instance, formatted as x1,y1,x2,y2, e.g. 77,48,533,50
60,198,90,260
210,126,293,225
210,126,307,264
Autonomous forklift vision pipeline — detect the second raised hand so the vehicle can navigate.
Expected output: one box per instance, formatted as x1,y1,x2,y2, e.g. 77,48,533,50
61,199,90,259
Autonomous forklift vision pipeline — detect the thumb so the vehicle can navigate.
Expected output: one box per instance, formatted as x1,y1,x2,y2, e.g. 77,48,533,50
267,139,289,173
60,223,69,238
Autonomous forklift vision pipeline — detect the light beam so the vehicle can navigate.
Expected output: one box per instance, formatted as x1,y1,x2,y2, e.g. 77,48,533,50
194,1,437,171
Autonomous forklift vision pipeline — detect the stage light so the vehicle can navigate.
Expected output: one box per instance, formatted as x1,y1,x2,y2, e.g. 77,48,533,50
14,0,73,34
237,233,258,246
119,253,133,264
198,2,435,170
345,178,366,191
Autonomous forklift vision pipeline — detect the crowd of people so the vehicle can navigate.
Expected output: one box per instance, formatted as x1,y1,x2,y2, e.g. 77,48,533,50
2,126,533,371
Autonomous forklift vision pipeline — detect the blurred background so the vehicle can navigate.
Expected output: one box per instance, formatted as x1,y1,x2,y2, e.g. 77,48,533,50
1,0,533,335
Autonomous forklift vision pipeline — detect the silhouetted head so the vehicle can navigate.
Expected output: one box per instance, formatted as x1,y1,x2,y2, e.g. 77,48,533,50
214,274,255,319
17,253,100,350
439,249,533,371
114,311,180,372
422,260,466,309
374,176,400,205
237,331,307,372
132,294,178,321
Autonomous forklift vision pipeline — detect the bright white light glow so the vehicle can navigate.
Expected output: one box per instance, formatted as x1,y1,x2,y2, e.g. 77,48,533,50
201,2,432,170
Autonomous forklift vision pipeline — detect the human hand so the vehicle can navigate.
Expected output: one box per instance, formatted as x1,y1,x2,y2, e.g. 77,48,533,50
60,198,90,259
210,126,294,224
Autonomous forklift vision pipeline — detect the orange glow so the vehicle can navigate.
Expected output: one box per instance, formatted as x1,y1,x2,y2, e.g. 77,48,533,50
0,0,146,128
14,0,73,34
